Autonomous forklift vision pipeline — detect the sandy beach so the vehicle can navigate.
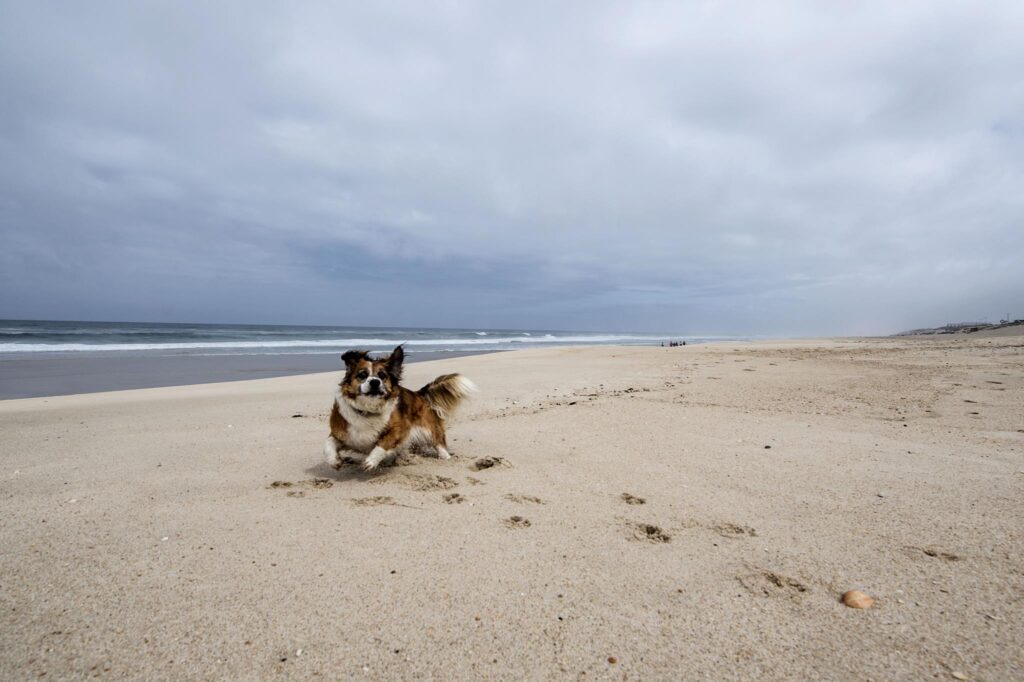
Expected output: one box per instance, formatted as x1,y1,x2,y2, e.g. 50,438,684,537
1,336,1022,680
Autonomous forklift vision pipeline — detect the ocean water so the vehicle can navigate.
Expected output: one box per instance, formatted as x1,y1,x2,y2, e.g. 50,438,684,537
0,320,727,356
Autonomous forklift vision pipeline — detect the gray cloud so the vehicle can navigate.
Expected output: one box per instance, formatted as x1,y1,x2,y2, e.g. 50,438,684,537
1,1,1022,334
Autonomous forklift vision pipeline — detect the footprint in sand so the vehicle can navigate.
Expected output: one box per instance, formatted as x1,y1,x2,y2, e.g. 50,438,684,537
620,493,646,505
443,493,466,504
269,479,333,494
380,473,459,491
350,496,422,509
712,522,758,539
628,522,671,543
906,546,961,562
470,457,510,471
504,494,545,504
351,496,397,507
738,570,808,598
504,516,532,529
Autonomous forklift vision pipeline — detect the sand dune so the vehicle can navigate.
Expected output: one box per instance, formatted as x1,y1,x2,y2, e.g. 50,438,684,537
1,337,1022,679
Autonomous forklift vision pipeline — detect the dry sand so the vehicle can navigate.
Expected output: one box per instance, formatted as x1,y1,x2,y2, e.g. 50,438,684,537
1,336,1022,680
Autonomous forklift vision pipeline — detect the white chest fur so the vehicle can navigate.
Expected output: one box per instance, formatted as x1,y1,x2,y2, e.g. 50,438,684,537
336,392,395,453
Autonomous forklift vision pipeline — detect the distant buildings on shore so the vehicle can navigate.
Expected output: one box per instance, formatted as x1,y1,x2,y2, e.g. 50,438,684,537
896,319,1023,336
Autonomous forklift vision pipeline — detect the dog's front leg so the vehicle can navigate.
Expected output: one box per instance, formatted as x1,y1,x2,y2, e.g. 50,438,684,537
324,436,344,469
325,437,367,468
362,427,407,472
362,446,391,472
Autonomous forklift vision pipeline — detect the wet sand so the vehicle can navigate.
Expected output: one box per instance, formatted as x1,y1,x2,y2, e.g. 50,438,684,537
0,350,494,400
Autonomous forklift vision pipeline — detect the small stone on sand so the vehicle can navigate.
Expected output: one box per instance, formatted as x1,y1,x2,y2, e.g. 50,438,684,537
841,590,874,609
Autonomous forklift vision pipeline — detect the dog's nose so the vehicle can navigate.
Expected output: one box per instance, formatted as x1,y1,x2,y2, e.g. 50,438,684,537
369,378,381,389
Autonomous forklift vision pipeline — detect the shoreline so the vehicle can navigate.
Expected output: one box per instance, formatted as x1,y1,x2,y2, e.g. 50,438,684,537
0,349,501,400
0,331,1009,402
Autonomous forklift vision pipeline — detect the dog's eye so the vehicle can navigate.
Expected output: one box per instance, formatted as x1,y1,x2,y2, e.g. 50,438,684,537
377,371,386,380
357,370,368,380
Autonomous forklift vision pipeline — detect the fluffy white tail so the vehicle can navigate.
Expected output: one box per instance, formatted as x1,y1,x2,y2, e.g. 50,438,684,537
419,374,477,420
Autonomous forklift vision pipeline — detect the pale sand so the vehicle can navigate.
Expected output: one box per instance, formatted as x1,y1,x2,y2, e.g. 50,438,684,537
1,337,1022,680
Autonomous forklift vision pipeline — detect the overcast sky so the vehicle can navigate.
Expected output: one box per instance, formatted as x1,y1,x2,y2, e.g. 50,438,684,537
1,2,1022,335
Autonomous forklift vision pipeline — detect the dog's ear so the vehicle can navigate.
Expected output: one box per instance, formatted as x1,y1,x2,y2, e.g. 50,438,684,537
341,350,366,370
385,345,405,383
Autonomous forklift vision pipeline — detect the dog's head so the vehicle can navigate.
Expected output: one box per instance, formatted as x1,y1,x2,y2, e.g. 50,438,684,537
339,345,404,411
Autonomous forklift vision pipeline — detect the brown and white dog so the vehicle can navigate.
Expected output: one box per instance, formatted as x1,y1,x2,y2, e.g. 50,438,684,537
324,345,476,471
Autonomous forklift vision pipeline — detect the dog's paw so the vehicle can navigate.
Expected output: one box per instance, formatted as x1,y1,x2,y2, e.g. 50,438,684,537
362,447,388,472
436,446,451,460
